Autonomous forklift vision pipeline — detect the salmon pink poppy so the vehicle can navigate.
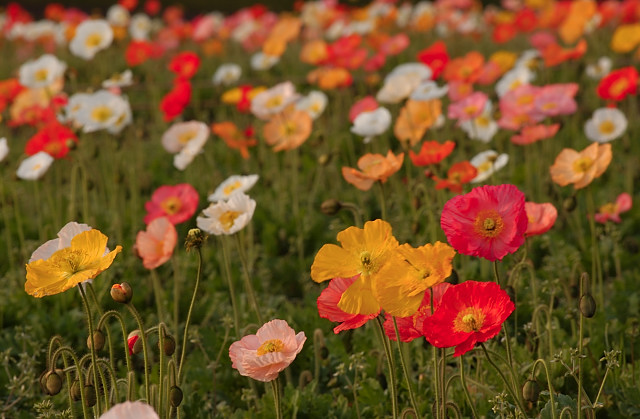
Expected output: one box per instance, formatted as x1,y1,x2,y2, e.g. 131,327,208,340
510,124,560,145
422,281,515,357
409,140,456,166
525,202,558,237
144,183,199,225
135,217,177,269
229,319,306,382
595,193,632,224
317,275,380,334
447,92,488,121
341,151,404,191
440,184,528,261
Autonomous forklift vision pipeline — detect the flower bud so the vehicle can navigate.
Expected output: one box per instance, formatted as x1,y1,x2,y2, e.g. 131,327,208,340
318,153,331,166
70,380,82,401
127,330,143,355
111,282,133,304
320,199,342,216
579,293,597,318
161,334,176,356
522,379,540,403
170,385,183,407
185,228,205,251
84,384,97,407
563,195,577,212
87,330,105,352
40,370,63,396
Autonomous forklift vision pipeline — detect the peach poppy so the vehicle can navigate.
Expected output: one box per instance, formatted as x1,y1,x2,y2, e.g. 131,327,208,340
394,99,442,147
229,319,306,382
212,122,257,159
549,143,612,190
594,193,632,224
341,151,404,191
300,39,329,65
306,67,353,90
135,217,177,270
524,202,558,236
510,123,560,145
262,106,312,152
447,92,488,121
409,140,456,166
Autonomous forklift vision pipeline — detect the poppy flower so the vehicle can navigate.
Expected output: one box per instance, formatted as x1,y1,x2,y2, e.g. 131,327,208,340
144,183,199,225
211,122,258,159
585,57,612,80
341,151,404,191
459,103,499,143
470,150,509,184
196,192,256,235
447,92,488,121
594,193,632,224
295,91,327,120
317,275,380,334
394,100,442,147
549,143,612,190
262,106,312,152
306,67,353,90
207,174,259,202
160,79,191,122
18,54,67,89
300,39,329,65
351,107,392,144
70,20,114,60
25,121,78,159
221,85,266,113
432,161,478,193
440,184,528,262
525,202,558,237
383,282,452,343
442,51,484,84
168,51,200,79
311,219,400,315
25,229,122,298
16,152,54,180
100,401,159,419
229,319,306,382
135,217,177,270
584,107,627,143
416,40,449,79
510,124,560,145
374,242,455,317
597,67,638,101
125,40,155,66
422,281,515,357
250,81,300,121
409,140,456,167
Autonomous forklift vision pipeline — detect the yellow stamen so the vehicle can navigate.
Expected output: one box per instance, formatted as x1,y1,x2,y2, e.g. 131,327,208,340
219,210,241,231
453,307,485,333
256,339,284,356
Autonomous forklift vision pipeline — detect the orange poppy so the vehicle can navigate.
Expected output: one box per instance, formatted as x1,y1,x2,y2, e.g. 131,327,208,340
300,39,329,65
307,67,353,89
442,51,484,83
394,99,442,147
262,105,312,152
212,122,258,159
432,161,478,193
541,39,587,67
549,143,612,189
409,140,455,166
342,151,404,191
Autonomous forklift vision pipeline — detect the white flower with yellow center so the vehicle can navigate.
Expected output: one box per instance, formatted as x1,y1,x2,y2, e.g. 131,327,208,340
17,151,54,181
250,81,299,120
250,52,280,71
495,66,534,97
208,174,259,202
197,192,256,235
470,150,509,184
585,57,612,80
410,81,448,101
377,72,424,104
161,121,209,154
459,102,498,143
584,107,627,143
173,136,207,171
129,13,152,40
212,63,242,86
75,90,130,133
106,4,130,27
295,91,327,120
18,54,67,89
70,19,114,60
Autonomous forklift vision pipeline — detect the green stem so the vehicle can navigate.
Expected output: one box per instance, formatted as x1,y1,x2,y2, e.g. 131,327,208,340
178,247,203,384
150,269,165,324
532,359,558,419
87,283,115,372
493,261,520,395
480,343,526,417
96,310,132,376
376,181,388,220
220,237,241,337
577,279,585,419
78,285,105,413
375,316,398,419
271,377,283,419
459,356,479,419
585,187,603,308
234,234,263,324
392,317,420,418
50,346,90,419
593,367,610,409
125,303,151,403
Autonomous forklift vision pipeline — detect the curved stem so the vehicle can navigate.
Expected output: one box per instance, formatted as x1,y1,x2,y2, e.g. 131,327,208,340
220,237,241,337
87,283,116,372
97,310,132,376
392,317,420,418
480,343,527,417
532,359,557,419
50,346,90,419
79,285,105,412
459,355,479,419
375,316,398,419
178,246,204,384
125,303,151,403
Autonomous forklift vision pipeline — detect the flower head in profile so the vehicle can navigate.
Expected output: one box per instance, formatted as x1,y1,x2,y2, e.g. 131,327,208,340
383,282,452,342
169,51,201,80
374,242,455,317
595,193,632,224
317,275,380,334
161,121,209,154
350,107,391,144
251,81,300,120
17,151,54,181
410,140,455,167
440,184,528,261
423,281,515,357
197,192,256,235
100,401,159,419
208,174,259,202
470,150,509,184
229,319,306,382
525,202,558,237
211,122,258,159
135,217,177,270
25,229,122,297
212,63,242,86
311,219,400,315
144,183,199,225
549,143,612,190
342,151,404,191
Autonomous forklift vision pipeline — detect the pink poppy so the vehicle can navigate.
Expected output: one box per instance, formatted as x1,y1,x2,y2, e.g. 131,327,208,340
317,275,379,334
135,217,178,269
380,33,410,56
229,319,306,382
349,96,378,123
531,83,578,118
595,193,632,223
440,184,528,262
525,202,558,236
529,31,557,51
447,80,473,102
500,84,540,117
447,92,488,121
383,282,451,343
144,183,199,225
510,123,560,145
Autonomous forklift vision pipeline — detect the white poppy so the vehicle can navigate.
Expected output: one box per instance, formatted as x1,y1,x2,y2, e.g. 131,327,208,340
16,151,54,180
295,91,328,120
0,138,8,162
250,81,299,120
69,19,114,60
376,73,421,104
351,107,392,143
495,66,535,97
162,121,209,154
250,52,279,71
584,107,627,143
18,54,67,89
102,70,133,89
208,174,259,202
459,102,498,143
75,90,131,133
470,150,509,183
212,64,242,86
173,137,206,171
100,401,159,419
197,192,256,235
585,57,612,80
410,81,449,101
129,13,152,40
106,4,130,27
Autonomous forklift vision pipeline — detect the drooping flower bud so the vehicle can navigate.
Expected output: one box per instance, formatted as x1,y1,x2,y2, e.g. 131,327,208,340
40,370,63,396
84,384,97,407
111,282,133,303
87,330,105,351
320,199,342,216
162,334,176,356
563,195,577,212
70,380,82,401
170,385,184,407
522,379,540,403
579,293,597,318
127,330,143,355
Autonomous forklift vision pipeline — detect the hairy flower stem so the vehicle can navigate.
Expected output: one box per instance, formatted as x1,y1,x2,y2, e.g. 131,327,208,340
532,359,557,419
125,303,151,403
78,285,106,412
585,187,603,306
480,343,526,417
178,246,204,384
376,181,388,220
271,377,283,419
392,317,420,418
375,316,398,418
150,269,165,324
459,356,479,419
577,278,585,419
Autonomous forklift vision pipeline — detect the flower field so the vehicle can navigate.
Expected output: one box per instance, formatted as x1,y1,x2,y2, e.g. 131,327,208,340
1,0,640,417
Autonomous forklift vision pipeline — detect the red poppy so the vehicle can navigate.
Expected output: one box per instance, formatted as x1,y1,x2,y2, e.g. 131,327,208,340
432,161,477,193
440,184,528,262
417,41,449,80
118,0,137,11
125,40,155,67
144,0,161,15
144,183,199,225
383,282,451,343
44,4,65,21
317,275,380,334
422,281,515,357
409,140,456,166
597,66,638,101
24,121,78,159
525,202,558,237
492,23,517,44
514,8,538,32
168,51,200,80
160,79,191,122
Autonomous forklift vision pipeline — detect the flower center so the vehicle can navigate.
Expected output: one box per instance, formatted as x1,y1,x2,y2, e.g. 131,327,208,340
610,78,629,97
598,120,615,135
223,180,242,196
572,156,593,173
256,339,285,356
219,210,241,231
475,115,490,127
516,94,533,105
91,106,113,123
541,102,556,111
463,105,478,116
85,33,103,48
599,202,617,215
178,131,195,144
473,209,504,238
265,95,283,109
453,307,485,333
160,196,182,215
34,68,49,82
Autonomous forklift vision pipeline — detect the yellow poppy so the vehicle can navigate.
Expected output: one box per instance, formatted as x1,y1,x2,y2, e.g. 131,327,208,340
310,219,399,315
25,229,122,297
374,242,455,317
